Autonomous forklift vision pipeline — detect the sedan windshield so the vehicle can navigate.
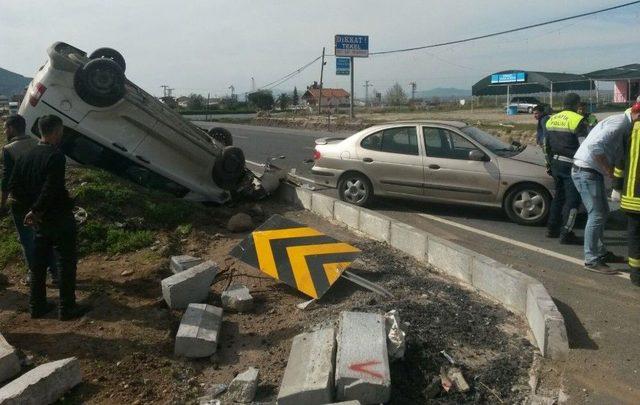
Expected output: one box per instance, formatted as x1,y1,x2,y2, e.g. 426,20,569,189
461,126,520,156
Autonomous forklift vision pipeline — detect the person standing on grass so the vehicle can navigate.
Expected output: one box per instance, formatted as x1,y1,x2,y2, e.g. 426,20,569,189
572,106,640,274
8,114,88,320
1,115,58,285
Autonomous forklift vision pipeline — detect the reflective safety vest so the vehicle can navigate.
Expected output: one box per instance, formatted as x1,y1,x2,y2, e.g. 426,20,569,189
614,122,640,212
545,110,587,159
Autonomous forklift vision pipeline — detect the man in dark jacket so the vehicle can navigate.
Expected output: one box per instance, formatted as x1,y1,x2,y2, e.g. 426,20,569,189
8,115,86,320
533,104,550,146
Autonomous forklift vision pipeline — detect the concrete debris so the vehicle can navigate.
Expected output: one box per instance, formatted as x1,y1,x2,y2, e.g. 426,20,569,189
175,304,223,358
120,269,134,276
0,357,82,405
198,399,220,405
0,333,21,383
384,310,405,360
440,350,456,365
227,213,254,232
170,255,203,274
161,260,218,309
440,366,470,393
529,394,558,405
295,298,316,310
226,367,259,403
277,328,336,405
204,383,227,398
335,311,391,403
221,284,254,312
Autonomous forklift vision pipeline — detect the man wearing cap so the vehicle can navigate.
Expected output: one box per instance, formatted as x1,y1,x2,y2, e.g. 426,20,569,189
572,107,639,274
612,103,640,285
544,93,589,244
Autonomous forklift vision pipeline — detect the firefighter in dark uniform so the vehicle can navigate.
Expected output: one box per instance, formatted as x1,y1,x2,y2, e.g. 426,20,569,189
544,93,589,244
613,102,640,286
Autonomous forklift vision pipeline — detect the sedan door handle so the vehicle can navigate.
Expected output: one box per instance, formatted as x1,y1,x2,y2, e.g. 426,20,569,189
428,164,440,170
363,158,373,163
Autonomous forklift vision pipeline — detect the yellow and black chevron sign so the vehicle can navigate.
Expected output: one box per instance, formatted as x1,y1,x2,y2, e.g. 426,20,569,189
230,214,360,299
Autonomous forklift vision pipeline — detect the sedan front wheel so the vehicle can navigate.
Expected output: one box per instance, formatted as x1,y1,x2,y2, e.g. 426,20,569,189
338,172,373,206
504,184,550,226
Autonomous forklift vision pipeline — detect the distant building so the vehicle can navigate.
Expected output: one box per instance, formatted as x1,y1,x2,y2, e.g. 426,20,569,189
302,88,350,110
176,96,190,108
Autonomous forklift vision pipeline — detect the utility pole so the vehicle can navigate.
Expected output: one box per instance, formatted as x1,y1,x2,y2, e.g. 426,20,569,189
409,82,417,101
350,56,355,118
160,85,169,97
168,88,174,97
363,80,373,106
206,92,210,121
251,77,256,92
318,47,326,115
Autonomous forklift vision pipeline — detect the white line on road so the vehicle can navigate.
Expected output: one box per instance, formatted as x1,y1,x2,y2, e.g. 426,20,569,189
417,213,630,280
234,135,248,139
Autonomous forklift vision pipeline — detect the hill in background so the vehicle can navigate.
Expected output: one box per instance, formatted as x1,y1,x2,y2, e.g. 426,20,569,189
0,67,31,97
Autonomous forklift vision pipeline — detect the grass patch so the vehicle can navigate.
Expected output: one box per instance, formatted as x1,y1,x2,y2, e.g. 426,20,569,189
0,218,23,269
78,222,154,255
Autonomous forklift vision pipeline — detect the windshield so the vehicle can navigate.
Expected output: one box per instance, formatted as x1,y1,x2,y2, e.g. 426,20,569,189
461,126,520,156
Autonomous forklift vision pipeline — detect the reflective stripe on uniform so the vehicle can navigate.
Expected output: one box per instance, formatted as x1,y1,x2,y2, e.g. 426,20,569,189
629,257,640,268
627,124,640,198
614,167,625,178
546,110,585,133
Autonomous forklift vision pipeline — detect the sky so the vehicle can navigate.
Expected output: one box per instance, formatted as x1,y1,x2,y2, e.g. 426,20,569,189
1,0,639,98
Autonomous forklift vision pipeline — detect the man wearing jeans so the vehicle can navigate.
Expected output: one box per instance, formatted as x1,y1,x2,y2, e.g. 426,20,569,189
572,107,640,273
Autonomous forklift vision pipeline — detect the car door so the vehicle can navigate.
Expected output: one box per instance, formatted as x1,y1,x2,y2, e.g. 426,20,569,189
422,126,499,203
356,125,424,196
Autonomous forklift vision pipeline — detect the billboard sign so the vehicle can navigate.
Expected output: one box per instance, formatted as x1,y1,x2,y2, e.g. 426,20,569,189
491,72,526,84
335,34,369,57
336,57,351,75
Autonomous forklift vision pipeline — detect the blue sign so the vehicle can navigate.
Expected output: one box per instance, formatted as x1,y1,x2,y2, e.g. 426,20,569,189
335,34,369,57
491,72,526,84
336,57,351,75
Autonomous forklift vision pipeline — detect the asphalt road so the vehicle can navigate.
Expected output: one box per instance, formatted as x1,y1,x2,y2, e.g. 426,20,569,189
197,121,640,404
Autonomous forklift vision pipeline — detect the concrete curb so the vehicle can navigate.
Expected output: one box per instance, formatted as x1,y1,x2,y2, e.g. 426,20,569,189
278,183,569,360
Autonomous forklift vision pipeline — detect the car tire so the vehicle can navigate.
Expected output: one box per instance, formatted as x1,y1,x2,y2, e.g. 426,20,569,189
338,172,373,206
208,127,233,146
89,48,126,72
212,146,246,190
527,106,533,114
74,58,125,107
504,183,550,226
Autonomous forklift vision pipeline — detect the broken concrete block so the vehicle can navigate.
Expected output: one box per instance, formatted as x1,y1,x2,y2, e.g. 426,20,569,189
221,284,253,312
175,304,223,358
227,213,254,232
277,328,336,405
440,366,469,393
161,260,218,309
0,333,20,383
384,310,406,361
0,357,81,405
226,367,259,403
170,255,203,274
335,311,391,403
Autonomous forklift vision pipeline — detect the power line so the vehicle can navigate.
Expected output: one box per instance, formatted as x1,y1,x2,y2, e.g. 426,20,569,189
252,55,322,93
371,1,640,55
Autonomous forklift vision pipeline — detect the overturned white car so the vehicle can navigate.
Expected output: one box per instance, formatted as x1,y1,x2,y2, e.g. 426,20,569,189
19,42,272,202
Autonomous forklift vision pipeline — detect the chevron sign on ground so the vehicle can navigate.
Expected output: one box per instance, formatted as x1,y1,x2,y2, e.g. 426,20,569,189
230,214,361,299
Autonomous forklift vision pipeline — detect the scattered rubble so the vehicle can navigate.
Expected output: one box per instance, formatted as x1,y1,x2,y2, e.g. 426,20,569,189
170,255,204,274
440,366,470,393
0,357,81,404
277,328,336,405
175,304,223,358
0,333,20,383
161,260,218,309
220,284,254,312
295,298,316,310
335,311,391,403
384,310,406,361
227,213,254,232
226,367,259,403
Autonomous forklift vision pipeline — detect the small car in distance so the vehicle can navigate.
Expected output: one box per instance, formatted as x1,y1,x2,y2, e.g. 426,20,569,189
508,97,541,114
19,42,251,203
311,121,555,226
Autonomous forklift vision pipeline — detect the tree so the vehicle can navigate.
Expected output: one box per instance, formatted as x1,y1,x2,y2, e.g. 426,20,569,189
385,83,408,106
277,93,291,111
186,93,205,110
247,90,275,110
292,87,299,106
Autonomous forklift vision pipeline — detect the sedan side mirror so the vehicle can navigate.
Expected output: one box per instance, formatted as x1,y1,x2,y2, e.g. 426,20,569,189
469,150,489,162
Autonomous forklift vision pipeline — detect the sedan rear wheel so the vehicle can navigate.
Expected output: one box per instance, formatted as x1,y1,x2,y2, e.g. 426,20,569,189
504,184,550,225
338,173,372,206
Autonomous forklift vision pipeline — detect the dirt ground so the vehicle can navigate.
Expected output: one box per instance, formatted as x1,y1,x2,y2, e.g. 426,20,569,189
0,201,537,404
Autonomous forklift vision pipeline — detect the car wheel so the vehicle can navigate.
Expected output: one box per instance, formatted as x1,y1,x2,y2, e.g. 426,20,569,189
74,58,125,107
212,146,246,190
527,106,533,114
504,184,550,226
338,172,373,206
208,127,233,146
89,48,126,72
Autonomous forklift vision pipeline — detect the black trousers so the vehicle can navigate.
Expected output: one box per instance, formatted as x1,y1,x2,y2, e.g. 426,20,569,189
547,160,581,234
628,212,640,269
30,213,78,313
